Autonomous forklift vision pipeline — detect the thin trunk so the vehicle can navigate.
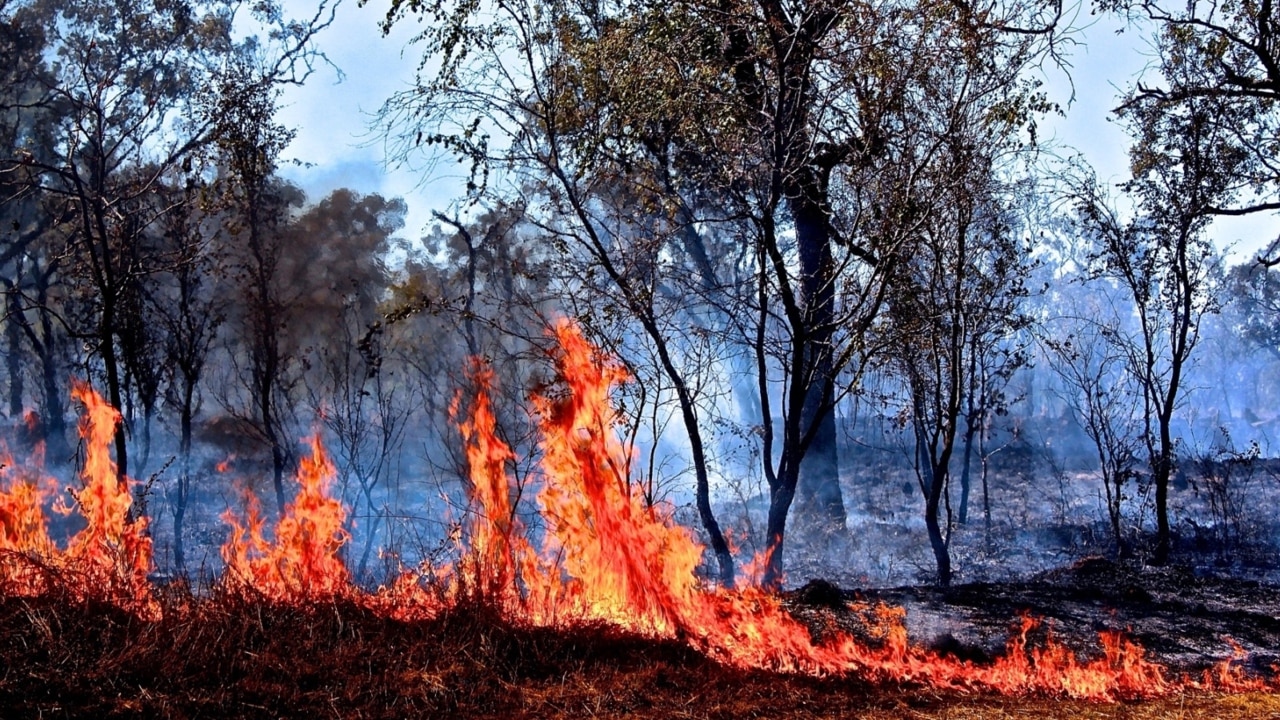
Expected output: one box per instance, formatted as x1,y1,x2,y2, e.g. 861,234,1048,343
1153,421,1173,564
35,320,68,461
100,312,129,483
958,417,977,525
174,380,194,572
6,288,23,418
269,433,287,517
137,403,154,475
980,424,992,535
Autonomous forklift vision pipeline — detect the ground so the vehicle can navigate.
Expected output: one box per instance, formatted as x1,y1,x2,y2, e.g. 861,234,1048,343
1,558,1277,719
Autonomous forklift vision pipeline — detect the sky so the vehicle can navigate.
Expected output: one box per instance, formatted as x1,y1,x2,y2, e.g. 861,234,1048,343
274,0,453,244
274,1,1275,263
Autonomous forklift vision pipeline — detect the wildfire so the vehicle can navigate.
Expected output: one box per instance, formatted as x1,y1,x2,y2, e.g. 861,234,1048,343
0,328,1273,702
221,437,351,601
0,382,155,617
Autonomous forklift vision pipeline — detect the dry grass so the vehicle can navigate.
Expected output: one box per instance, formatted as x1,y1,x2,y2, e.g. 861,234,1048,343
0,582,1276,720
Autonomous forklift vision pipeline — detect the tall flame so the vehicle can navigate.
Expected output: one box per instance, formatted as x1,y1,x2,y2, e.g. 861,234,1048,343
429,319,1205,700
0,382,154,616
221,436,351,602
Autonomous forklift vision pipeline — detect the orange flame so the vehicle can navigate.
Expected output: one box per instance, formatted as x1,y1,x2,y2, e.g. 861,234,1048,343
221,436,351,602
425,318,1241,700
0,382,154,616
0,337,1272,702
0,459,56,594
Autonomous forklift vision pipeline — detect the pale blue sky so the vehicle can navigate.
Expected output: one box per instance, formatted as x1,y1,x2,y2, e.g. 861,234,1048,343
274,1,1274,262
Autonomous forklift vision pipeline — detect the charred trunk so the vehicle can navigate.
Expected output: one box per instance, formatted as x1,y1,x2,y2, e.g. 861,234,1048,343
925,478,952,587
1153,432,1174,565
172,380,195,571
763,462,798,589
99,310,129,484
958,417,977,525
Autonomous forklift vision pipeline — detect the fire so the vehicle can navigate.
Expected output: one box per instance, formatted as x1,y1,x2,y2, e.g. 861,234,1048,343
0,382,154,616
447,361,543,612
0,333,1273,702
405,318,1204,700
0,462,56,594
221,436,351,602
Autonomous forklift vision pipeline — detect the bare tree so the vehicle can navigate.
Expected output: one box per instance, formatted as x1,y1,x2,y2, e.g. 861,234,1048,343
1041,308,1144,557
1071,81,1234,562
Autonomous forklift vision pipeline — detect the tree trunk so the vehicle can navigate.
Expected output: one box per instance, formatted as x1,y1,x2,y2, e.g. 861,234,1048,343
958,417,977,524
173,380,196,572
925,479,952,586
790,167,847,539
763,463,798,588
1152,424,1173,565
270,437,287,518
99,311,130,484
5,288,23,418
35,326,69,462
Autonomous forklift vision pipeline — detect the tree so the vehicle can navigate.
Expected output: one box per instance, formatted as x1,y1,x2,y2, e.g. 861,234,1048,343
0,0,336,487
375,0,1064,587
289,189,406,579
150,172,223,571
1072,78,1235,562
1041,305,1144,558
207,57,311,518
375,0,756,585
1099,0,1280,265
876,83,1039,586
0,0,73,459
1223,261,1280,360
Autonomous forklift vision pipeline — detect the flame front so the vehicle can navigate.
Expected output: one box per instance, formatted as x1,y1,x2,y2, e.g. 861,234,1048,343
221,437,351,601
0,333,1272,702
403,319,1193,700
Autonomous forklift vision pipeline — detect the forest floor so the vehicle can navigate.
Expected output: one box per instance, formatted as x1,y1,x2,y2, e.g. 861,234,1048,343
835,557,1280,676
1,558,1277,719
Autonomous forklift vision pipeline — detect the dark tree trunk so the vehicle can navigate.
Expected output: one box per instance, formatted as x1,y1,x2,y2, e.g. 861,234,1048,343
6,288,23,419
173,381,194,571
925,482,952,586
911,375,954,587
958,417,977,524
1153,424,1174,565
763,463,798,588
790,166,847,538
100,310,129,482
34,318,69,462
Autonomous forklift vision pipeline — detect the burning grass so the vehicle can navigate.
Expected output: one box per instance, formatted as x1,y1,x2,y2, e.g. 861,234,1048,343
0,319,1277,717
0,586,1277,719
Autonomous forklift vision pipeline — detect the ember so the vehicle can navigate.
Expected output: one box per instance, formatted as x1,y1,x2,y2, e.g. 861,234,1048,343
0,323,1273,706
